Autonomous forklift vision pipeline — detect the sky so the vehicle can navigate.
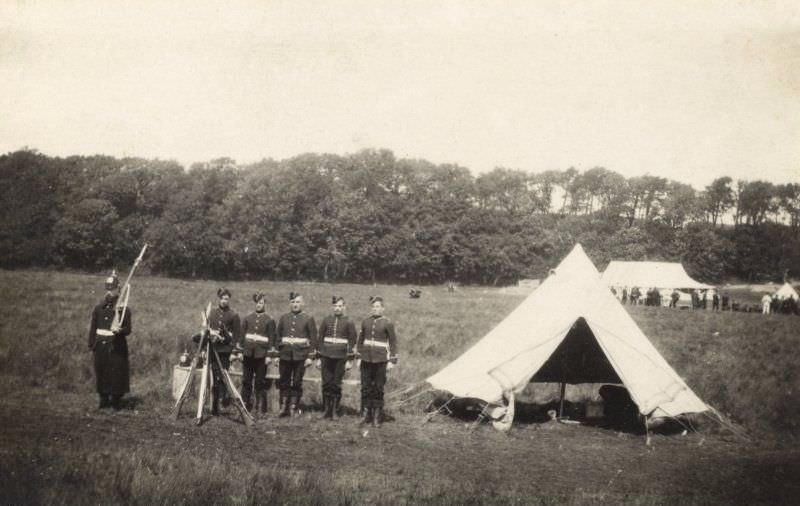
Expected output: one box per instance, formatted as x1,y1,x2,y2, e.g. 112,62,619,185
1,0,799,189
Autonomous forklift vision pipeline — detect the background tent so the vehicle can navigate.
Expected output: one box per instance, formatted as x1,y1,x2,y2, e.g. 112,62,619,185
426,244,709,429
601,261,713,290
775,282,799,300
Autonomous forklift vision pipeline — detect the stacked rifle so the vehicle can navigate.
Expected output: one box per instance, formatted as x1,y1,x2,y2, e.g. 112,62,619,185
172,303,255,426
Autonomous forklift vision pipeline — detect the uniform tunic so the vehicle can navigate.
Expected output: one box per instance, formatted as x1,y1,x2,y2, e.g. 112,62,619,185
241,310,276,397
241,311,276,359
357,316,398,364
88,301,132,395
317,315,357,397
317,315,357,360
357,316,398,408
276,311,317,398
276,311,317,361
206,306,241,354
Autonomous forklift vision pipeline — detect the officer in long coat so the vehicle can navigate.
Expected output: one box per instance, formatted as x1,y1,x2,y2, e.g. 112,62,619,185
356,296,398,427
240,292,276,415
275,292,317,417
88,271,132,410
316,296,357,419
195,288,241,415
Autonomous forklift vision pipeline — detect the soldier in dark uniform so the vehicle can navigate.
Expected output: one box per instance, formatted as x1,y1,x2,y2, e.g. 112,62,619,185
240,292,276,415
275,292,317,417
356,296,398,428
194,288,241,416
88,270,132,411
316,296,357,420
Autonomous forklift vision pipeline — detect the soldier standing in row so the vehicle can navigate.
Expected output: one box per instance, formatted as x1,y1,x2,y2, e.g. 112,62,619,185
357,296,398,428
195,288,241,416
276,292,317,417
240,292,276,415
88,271,132,411
316,296,357,420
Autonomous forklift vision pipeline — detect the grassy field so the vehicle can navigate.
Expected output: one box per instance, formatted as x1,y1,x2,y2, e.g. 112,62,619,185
0,269,799,504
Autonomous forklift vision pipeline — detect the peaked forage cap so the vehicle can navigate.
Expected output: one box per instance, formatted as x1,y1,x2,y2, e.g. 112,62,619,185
426,243,709,418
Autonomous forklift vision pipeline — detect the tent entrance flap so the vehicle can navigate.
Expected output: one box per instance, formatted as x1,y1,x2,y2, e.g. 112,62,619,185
531,318,621,384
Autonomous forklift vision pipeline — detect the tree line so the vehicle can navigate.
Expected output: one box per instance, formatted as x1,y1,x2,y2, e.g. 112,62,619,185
1,148,798,285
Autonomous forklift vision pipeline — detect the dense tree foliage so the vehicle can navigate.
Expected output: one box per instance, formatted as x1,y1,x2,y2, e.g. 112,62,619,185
1,148,798,284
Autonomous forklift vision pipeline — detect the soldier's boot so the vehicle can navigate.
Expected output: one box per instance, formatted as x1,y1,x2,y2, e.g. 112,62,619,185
289,397,299,417
98,394,111,409
278,394,290,418
372,406,383,428
359,406,372,426
221,388,231,408
258,391,268,415
111,395,123,411
325,394,335,419
331,396,341,420
318,395,330,420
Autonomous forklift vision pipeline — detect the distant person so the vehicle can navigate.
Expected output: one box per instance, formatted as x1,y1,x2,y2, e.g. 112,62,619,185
316,296,358,420
88,270,132,411
782,297,798,315
630,287,640,305
276,292,317,417
670,290,680,308
761,293,772,315
712,291,720,311
621,287,628,304
240,292,276,415
357,296,398,428
193,288,241,415
771,295,780,314
721,293,730,311
702,291,708,310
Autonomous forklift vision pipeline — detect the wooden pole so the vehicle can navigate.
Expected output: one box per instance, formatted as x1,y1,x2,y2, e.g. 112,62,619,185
558,382,566,419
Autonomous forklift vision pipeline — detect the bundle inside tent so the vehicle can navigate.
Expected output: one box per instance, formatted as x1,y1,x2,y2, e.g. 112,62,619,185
426,244,710,431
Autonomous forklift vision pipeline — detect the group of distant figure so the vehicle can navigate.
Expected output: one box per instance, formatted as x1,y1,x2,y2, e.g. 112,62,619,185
610,286,799,315
760,293,799,315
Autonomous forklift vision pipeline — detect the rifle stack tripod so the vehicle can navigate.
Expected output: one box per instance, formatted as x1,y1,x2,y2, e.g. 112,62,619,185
172,304,255,426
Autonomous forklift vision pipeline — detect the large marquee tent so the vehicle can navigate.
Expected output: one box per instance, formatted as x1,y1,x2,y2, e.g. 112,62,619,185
601,261,713,290
426,244,710,430
775,282,799,301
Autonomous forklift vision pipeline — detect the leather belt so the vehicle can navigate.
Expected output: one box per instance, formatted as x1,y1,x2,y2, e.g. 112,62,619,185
280,337,309,345
323,337,349,344
363,339,389,349
245,333,270,344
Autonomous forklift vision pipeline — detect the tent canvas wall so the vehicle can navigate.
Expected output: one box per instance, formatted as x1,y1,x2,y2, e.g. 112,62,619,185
601,261,713,290
775,282,799,300
426,244,709,429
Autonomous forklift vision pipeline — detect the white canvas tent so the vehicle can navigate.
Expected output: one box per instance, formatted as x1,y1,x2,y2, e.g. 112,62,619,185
601,261,713,290
775,282,799,300
426,244,709,429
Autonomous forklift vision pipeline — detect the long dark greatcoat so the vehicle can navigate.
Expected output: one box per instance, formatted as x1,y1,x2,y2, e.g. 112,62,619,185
88,300,132,395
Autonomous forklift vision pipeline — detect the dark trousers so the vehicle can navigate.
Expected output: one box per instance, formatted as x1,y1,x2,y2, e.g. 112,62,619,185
242,356,269,398
360,361,387,408
278,359,306,398
210,351,231,400
321,356,346,398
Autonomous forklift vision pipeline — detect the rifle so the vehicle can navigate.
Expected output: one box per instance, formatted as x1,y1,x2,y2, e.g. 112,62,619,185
112,243,148,330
